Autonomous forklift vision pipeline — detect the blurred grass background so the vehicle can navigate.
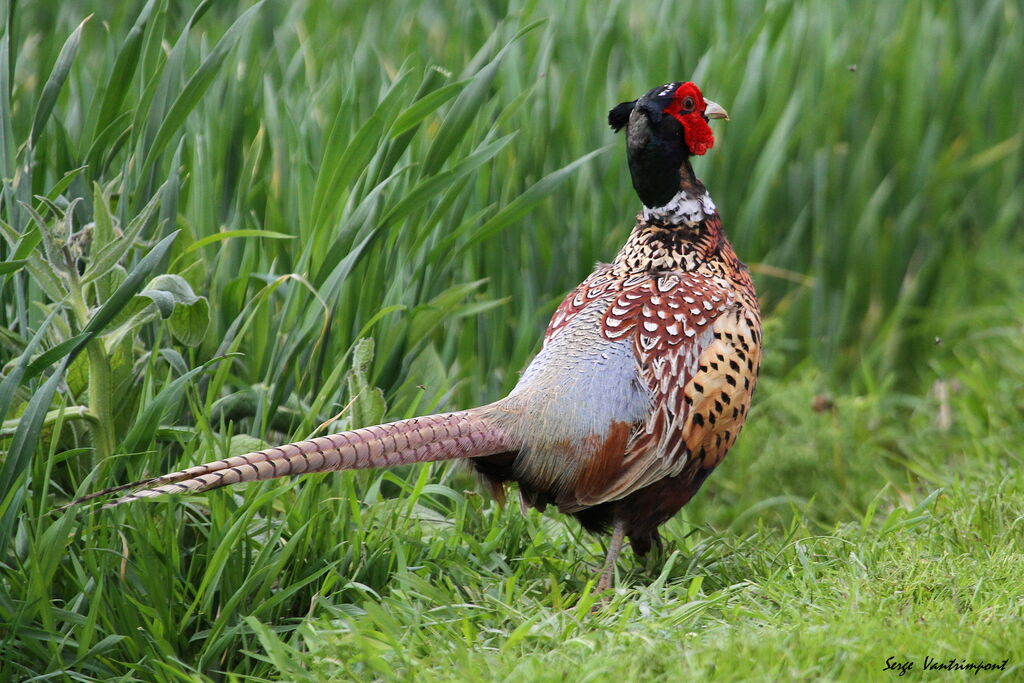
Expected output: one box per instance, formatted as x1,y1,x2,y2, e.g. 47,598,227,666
1,0,1021,679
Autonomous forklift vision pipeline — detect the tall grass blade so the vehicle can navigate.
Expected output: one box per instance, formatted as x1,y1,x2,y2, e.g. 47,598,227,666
0,32,14,180
29,16,90,149
119,356,225,454
421,49,504,176
0,307,60,425
139,1,266,178
88,0,158,144
0,357,69,554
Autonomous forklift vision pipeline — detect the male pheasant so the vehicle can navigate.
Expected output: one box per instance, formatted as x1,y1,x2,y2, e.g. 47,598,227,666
76,82,762,592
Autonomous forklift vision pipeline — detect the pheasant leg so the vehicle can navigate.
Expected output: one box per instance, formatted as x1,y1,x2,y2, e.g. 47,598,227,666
596,518,626,593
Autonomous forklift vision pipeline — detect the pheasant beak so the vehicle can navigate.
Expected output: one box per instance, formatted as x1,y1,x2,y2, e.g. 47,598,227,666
703,100,729,120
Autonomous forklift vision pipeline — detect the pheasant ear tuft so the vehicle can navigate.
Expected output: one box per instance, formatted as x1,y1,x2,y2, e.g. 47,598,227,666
608,100,636,132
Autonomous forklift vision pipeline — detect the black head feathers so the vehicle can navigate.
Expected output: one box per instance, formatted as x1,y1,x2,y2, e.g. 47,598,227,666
608,100,636,132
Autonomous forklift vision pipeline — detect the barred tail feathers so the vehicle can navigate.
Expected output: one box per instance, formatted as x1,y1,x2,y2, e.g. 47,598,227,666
74,409,509,508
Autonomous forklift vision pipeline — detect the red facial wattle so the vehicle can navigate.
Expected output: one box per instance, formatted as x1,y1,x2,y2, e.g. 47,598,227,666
663,82,715,156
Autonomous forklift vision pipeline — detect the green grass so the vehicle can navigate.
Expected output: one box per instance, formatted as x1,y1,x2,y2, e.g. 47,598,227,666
1,0,1022,679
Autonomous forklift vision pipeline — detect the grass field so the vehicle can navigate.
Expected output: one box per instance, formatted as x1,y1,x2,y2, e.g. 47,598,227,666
1,0,1022,680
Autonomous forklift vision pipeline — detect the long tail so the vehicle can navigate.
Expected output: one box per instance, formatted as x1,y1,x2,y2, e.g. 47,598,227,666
68,408,510,509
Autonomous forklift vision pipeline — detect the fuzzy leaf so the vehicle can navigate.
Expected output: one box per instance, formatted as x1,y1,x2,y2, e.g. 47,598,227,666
168,295,209,347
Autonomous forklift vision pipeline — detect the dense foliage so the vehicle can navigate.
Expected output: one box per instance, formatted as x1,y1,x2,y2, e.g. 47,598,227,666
1,0,1021,679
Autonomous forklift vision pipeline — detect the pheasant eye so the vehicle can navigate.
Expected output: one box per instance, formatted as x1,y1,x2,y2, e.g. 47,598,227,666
682,96,695,111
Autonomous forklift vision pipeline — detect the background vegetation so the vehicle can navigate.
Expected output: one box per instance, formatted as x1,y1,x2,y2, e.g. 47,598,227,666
1,0,1021,679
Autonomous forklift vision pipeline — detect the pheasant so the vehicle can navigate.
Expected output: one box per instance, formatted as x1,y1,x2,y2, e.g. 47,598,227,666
74,82,762,592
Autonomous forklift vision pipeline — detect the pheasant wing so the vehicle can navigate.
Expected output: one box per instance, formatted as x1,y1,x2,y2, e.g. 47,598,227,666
566,269,759,508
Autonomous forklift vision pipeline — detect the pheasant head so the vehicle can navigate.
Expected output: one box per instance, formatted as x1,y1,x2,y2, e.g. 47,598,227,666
609,82,728,208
